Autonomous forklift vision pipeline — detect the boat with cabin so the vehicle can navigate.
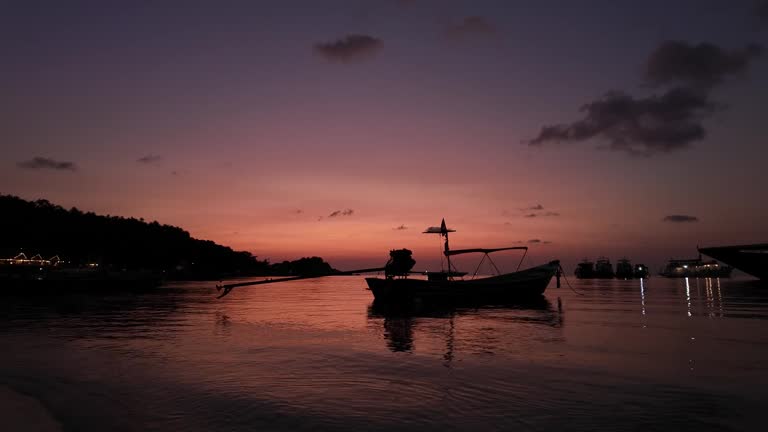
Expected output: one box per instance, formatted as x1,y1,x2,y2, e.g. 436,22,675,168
658,254,732,278
574,259,595,279
594,257,615,279
633,263,649,279
364,219,560,302
615,258,633,279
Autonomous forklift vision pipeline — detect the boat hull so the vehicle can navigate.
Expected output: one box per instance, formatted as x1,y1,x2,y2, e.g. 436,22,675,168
699,244,768,280
366,260,559,302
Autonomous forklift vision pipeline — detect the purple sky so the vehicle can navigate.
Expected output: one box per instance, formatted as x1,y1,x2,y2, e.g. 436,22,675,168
2,0,767,271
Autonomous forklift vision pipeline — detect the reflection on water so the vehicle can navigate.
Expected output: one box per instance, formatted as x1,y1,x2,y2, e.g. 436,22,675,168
367,297,563,363
1,276,768,431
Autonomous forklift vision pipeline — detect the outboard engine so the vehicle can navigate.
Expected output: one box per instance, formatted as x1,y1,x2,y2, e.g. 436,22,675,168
385,249,416,279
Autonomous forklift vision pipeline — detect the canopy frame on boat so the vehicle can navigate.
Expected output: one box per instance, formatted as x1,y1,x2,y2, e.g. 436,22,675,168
444,246,529,279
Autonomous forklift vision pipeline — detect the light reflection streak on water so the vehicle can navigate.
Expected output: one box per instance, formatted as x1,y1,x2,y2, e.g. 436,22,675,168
717,278,723,317
640,278,646,316
685,277,691,317
705,278,713,318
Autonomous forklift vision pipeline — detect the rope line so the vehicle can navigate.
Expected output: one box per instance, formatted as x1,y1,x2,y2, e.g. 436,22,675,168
559,264,584,296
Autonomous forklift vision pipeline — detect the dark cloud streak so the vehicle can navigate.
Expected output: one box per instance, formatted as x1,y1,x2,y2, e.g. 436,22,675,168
17,157,77,171
314,34,382,62
663,215,699,223
137,154,162,164
328,209,354,217
445,16,497,40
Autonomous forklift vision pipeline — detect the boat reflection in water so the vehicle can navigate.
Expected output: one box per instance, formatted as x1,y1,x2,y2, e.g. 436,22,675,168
367,297,563,363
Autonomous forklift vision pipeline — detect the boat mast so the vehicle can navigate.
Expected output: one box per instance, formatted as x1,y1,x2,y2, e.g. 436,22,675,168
441,219,454,280
423,218,457,279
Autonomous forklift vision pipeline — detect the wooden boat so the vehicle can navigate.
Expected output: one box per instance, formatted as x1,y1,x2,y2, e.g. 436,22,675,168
365,219,560,302
658,255,733,278
615,258,634,279
699,244,768,280
574,259,595,279
214,219,560,300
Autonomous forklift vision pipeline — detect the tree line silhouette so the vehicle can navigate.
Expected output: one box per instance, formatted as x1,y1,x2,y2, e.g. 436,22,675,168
0,195,337,279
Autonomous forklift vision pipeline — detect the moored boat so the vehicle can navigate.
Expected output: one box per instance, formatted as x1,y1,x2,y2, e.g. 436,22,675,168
574,259,595,279
615,258,633,279
364,219,560,302
698,244,768,280
658,255,732,278
594,257,615,279
633,263,649,279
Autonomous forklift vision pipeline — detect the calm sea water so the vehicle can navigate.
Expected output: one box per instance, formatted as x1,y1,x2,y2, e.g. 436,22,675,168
2,276,768,431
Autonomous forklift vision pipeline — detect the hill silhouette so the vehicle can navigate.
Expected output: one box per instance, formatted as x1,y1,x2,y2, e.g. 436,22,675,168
0,194,337,279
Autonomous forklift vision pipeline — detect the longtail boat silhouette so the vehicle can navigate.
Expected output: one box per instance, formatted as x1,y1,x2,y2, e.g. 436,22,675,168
365,219,560,302
217,219,560,301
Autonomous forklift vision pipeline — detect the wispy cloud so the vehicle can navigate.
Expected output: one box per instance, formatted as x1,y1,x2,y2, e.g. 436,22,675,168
328,209,354,218
663,214,699,223
17,157,77,171
394,224,408,230
137,154,162,164
522,204,560,218
445,16,497,40
528,239,541,244
314,34,382,62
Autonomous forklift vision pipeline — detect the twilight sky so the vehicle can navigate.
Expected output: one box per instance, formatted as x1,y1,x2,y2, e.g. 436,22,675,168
2,0,767,271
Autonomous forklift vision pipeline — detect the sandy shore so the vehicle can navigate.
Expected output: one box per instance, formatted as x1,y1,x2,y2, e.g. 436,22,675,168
0,385,62,432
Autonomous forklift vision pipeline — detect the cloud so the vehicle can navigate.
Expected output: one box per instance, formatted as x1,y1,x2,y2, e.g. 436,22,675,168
524,208,560,218
17,157,77,171
137,154,162,164
527,87,716,156
528,239,541,244
314,34,382,62
645,41,763,88
445,16,497,40
663,214,699,223
527,40,763,156
328,209,354,217
394,225,408,230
